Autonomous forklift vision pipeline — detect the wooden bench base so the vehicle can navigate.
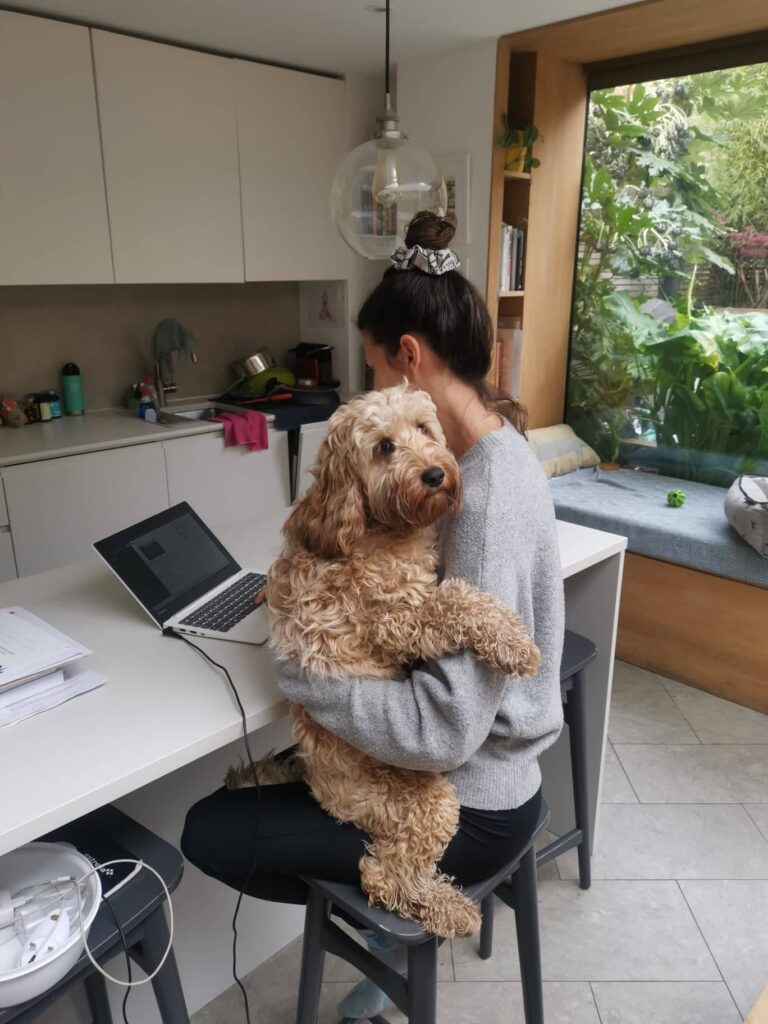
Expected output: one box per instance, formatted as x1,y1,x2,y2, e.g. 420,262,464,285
617,553,768,714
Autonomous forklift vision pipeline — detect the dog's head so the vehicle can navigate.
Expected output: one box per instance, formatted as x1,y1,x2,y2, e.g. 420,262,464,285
286,382,462,557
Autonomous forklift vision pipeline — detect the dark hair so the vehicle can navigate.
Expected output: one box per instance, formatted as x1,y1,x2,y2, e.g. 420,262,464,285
357,211,527,434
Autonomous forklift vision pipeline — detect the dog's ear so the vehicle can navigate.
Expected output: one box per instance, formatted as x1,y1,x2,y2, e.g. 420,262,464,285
284,412,367,558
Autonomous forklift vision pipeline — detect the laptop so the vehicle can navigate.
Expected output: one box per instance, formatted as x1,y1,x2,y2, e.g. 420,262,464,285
94,502,269,644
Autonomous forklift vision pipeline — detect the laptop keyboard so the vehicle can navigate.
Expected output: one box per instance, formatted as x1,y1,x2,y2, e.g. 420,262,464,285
179,572,267,633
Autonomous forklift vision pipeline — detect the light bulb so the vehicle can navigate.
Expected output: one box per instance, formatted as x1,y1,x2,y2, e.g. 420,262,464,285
372,145,400,208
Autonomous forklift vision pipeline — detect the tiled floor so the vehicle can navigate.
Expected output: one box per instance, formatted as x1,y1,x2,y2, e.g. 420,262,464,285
192,662,768,1023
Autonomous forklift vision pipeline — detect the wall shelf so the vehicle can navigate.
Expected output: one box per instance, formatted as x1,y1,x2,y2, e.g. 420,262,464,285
499,290,524,298
504,170,531,180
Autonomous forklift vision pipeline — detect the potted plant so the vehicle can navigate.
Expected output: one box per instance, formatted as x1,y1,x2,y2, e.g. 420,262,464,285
498,117,540,172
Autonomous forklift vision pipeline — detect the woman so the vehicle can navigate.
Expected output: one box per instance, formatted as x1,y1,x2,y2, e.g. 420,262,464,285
182,211,564,1020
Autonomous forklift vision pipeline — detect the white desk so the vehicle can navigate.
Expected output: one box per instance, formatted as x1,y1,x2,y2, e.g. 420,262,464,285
0,515,625,858
0,515,625,1020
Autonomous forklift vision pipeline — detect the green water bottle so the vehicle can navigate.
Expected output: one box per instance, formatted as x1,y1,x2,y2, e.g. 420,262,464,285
62,363,84,415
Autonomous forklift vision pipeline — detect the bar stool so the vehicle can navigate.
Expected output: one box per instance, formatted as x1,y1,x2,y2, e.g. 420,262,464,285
478,629,597,961
295,799,550,1024
0,805,189,1024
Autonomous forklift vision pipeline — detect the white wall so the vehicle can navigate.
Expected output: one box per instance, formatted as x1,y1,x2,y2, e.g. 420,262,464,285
397,39,498,295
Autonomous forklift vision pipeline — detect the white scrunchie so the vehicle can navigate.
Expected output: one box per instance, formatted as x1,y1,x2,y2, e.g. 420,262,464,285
390,244,461,275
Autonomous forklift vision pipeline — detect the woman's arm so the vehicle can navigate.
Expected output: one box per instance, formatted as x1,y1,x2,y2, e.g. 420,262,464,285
276,650,511,773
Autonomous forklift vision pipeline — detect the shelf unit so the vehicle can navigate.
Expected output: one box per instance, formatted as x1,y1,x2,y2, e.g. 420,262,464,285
486,42,587,426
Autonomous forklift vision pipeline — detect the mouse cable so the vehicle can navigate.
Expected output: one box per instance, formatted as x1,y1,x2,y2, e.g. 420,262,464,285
163,628,269,1024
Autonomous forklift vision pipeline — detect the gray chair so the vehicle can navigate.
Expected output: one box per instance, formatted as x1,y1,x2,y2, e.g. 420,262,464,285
0,805,189,1024
479,629,597,961
296,799,550,1024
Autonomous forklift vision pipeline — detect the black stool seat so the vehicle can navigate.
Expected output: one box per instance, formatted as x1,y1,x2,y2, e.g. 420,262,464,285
561,630,598,685
0,805,189,1024
296,801,551,1024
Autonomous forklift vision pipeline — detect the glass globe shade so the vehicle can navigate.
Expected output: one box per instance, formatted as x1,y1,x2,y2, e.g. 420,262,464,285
331,136,447,260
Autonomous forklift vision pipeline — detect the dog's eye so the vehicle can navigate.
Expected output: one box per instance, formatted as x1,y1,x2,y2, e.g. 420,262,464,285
417,423,431,436
376,438,396,456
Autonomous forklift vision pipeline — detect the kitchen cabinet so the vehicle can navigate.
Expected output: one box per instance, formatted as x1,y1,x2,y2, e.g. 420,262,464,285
0,11,112,285
3,445,168,576
92,30,244,284
236,60,347,281
163,431,291,529
0,533,17,584
295,422,328,500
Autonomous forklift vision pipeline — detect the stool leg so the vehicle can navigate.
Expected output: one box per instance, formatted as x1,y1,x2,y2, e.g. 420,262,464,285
133,906,190,1024
511,846,544,1024
84,971,114,1024
296,889,329,1024
406,937,438,1024
569,670,592,890
479,893,495,960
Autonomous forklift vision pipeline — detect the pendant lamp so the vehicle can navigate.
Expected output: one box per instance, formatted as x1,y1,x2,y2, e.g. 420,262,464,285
330,0,447,259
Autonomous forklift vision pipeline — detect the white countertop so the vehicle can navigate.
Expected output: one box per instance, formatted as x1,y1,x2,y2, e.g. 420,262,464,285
0,515,626,856
0,403,276,468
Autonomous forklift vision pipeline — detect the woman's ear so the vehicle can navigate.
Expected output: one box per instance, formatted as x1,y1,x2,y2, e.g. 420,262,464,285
284,414,367,558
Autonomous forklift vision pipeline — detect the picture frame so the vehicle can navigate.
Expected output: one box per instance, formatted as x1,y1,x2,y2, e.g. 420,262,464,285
437,152,471,245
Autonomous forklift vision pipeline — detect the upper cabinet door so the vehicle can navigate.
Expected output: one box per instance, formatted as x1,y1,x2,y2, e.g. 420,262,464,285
236,61,347,281
92,30,244,284
0,12,112,285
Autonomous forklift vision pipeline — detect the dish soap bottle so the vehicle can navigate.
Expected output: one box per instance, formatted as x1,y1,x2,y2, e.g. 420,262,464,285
62,363,85,416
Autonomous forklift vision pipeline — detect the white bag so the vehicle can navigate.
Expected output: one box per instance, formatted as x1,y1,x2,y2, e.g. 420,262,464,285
725,476,768,558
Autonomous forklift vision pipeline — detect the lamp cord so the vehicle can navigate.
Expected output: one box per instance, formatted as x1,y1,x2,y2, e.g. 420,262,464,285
385,0,391,106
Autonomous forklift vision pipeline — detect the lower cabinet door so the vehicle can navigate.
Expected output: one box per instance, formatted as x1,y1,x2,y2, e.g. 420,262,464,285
163,429,291,529
0,531,17,583
3,443,169,576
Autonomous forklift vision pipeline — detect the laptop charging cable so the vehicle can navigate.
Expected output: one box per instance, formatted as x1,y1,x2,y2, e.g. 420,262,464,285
163,627,270,1024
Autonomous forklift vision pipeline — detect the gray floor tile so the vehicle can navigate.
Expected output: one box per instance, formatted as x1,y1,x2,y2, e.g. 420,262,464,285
435,980,600,1023
601,742,639,804
452,879,719,982
591,981,742,1023
615,744,768,803
609,663,700,744
669,686,768,744
746,804,768,842
559,803,768,880
681,880,768,1018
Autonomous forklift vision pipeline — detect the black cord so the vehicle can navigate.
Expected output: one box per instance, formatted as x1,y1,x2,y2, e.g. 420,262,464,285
163,627,264,1024
102,894,132,1024
163,628,265,784
385,0,391,100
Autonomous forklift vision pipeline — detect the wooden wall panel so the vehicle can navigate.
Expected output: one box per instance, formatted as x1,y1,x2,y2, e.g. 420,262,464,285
617,553,768,713
518,54,587,427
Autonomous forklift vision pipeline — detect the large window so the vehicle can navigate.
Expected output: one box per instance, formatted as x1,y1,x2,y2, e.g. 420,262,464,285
566,63,768,486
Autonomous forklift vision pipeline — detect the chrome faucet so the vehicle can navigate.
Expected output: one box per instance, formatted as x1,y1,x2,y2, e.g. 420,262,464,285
153,361,177,409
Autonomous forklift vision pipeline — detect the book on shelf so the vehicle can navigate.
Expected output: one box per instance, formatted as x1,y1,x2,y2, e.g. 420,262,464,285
499,223,526,293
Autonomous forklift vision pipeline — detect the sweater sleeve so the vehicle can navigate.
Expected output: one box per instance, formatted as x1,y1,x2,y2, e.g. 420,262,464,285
276,456,538,773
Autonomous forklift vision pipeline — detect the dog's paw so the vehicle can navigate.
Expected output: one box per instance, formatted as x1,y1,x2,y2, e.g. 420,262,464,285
476,615,541,678
416,875,482,939
224,752,306,789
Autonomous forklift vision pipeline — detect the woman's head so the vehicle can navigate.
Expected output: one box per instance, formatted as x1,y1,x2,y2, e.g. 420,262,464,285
358,211,526,433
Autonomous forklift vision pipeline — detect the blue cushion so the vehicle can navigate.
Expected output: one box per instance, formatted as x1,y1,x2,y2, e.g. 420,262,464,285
550,467,768,588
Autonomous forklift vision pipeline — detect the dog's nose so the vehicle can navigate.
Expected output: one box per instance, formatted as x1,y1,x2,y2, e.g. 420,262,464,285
421,466,445,488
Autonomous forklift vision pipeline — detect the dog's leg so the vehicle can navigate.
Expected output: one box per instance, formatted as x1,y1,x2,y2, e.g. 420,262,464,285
225,749,306,789
411,579,541,678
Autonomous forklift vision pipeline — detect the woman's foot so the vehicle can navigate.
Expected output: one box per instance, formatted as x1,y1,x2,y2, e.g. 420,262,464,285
336,929,402,1021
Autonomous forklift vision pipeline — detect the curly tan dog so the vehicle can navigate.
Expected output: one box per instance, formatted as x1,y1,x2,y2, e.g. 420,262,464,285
227,383,540,938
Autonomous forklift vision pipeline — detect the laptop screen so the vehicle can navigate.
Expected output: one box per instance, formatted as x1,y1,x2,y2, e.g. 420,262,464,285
94,502,241,626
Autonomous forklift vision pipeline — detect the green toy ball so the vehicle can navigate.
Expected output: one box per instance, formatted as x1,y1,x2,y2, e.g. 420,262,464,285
667,488,686,508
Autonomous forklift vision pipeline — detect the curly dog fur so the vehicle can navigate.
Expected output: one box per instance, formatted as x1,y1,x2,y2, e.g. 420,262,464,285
228,383,540,938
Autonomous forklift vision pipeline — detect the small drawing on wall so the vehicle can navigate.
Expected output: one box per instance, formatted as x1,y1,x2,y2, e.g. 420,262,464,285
317,289,339,324
437,153,471,245
299,281,347,338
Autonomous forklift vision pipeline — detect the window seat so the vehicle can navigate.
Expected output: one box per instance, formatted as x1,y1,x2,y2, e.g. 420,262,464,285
549,466,768,589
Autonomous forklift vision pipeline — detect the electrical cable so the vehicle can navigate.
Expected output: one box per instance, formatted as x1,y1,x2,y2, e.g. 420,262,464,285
163,627,266,1024
101,894,132,1024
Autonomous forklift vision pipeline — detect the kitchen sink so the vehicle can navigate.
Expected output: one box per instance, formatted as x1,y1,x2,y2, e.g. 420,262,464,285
156,401,242,425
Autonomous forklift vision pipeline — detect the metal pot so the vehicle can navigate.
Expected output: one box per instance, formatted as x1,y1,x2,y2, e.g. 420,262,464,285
231,348,276,380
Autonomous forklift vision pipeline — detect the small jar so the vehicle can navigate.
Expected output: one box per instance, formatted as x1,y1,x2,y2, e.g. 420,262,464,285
36,393,52,422
47,390,62,418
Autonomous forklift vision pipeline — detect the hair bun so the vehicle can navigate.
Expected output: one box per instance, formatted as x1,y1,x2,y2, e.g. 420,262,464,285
404,210,456,250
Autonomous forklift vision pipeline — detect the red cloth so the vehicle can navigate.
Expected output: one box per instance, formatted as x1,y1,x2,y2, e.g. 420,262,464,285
212,411,268,452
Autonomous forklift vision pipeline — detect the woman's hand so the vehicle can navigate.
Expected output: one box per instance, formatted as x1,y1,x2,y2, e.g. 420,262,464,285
254,587,267,608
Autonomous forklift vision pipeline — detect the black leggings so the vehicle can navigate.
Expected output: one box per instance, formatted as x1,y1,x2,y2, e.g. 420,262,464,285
181,779,543,906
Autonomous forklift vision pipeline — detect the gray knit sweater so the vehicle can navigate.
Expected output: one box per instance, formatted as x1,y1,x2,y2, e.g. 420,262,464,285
276,422,565,810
